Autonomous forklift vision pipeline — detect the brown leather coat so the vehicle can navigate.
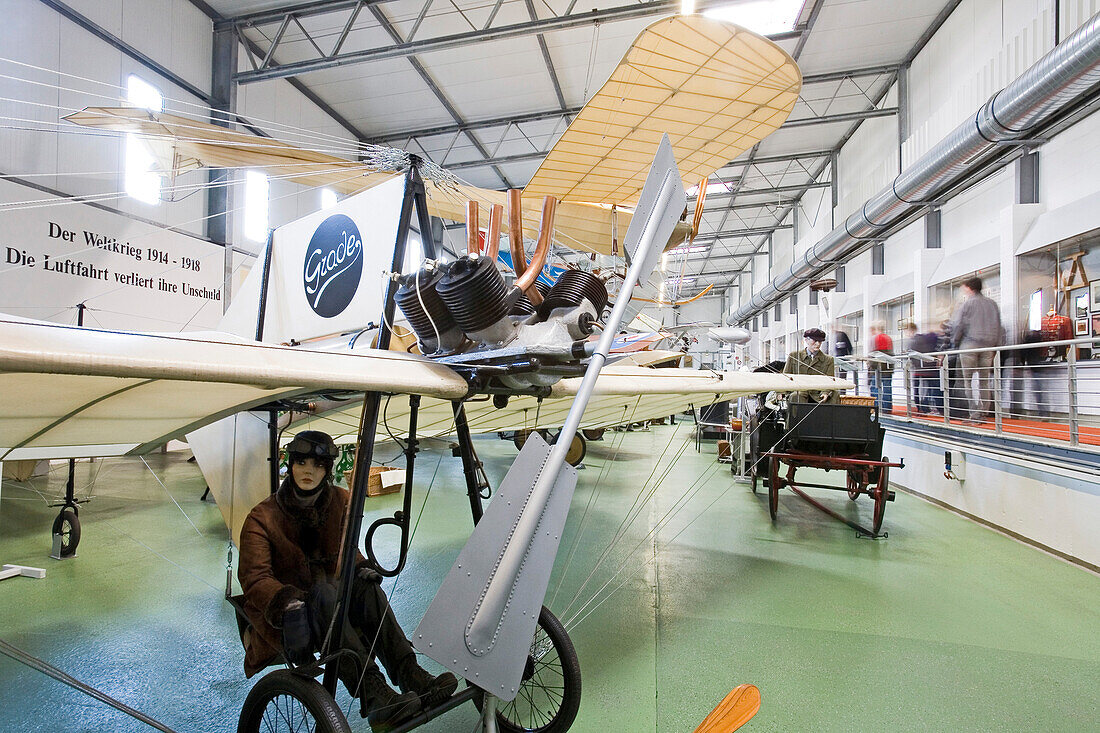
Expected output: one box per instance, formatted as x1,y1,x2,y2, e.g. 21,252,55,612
237,480,362,677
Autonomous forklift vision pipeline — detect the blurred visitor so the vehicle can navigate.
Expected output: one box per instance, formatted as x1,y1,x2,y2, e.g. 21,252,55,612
950,276,1003,423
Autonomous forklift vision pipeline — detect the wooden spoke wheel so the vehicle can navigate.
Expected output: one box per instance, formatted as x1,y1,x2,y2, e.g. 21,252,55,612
871,458,890,536
846,471,862,501
768,456,782,520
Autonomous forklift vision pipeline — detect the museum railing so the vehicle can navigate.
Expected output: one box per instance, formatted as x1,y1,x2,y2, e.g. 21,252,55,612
846,336,1100,451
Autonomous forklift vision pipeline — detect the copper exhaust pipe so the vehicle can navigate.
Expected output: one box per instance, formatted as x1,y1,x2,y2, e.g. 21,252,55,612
514,196,555,303
507,189,526,279
466,201,480,254
485,203,503,260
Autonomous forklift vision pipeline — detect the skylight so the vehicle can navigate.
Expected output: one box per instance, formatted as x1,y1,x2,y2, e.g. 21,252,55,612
703,0,805,35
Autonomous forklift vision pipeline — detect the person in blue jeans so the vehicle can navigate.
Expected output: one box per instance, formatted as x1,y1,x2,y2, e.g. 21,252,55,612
870,322,894,414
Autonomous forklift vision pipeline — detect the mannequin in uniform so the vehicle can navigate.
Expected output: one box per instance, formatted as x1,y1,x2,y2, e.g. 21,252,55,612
783,328,839,403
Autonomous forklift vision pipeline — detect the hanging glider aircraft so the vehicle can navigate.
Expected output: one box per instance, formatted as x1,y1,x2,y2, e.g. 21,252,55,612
0,15,846,733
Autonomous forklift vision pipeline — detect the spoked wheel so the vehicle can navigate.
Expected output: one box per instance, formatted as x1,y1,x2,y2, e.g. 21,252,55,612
474,606,581,733
238,669,351,733
846,471,862,501
51,506,80,557
768,456,782,521
871,459,890,536
581,428,605,441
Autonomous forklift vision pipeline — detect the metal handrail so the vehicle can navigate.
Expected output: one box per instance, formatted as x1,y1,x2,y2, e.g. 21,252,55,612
842,336,1100,452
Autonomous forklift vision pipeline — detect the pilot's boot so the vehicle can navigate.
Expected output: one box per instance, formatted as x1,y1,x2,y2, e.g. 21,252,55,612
360,669,421,732
397,655,459,708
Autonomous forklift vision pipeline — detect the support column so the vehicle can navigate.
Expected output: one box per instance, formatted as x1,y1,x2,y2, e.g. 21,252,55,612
208,24,238,312
915,209,944,327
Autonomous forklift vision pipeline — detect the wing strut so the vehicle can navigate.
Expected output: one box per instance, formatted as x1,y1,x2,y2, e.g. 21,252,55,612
321,160,439,695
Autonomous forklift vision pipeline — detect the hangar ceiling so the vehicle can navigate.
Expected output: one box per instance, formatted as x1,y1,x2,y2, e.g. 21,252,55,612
189,0,962,298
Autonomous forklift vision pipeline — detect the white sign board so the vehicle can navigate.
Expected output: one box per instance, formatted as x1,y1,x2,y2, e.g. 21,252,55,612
0,179,226,331
249,175,406,343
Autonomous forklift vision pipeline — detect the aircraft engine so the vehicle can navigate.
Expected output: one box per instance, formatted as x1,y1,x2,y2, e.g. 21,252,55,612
393,261,466,354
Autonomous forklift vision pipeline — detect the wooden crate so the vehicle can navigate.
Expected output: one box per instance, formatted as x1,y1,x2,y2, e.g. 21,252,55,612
840,395,875,407
717,440,731,460
344,466,405,496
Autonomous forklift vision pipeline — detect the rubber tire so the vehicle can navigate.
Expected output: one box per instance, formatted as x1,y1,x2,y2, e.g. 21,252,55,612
474,606,581,733
51,507,80,558
581,429,605,441
513,430,532,450
872,459,890,536
768,456,781,521
238,669,351,733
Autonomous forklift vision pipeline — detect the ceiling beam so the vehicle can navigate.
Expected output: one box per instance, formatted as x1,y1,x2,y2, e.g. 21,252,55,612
782,106,898,129
229,0,800,84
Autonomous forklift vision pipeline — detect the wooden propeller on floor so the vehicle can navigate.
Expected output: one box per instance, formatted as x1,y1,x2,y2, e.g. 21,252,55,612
694,684,762,733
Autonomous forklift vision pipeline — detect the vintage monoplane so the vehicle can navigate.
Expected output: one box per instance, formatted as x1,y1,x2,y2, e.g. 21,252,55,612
0,15,846,733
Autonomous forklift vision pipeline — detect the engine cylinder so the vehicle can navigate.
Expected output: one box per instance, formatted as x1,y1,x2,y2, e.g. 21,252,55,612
435,255,512,335
509,280,551,316
541,269,608,315
394,266,460,352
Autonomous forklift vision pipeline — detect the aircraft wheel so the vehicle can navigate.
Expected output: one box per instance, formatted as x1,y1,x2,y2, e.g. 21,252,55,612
474,606,581,733
513,430,532,450
581,428,605,441
238,669,351,733
52,507,80,558
768,456,782,521
564,434,586,467
872,460,890,536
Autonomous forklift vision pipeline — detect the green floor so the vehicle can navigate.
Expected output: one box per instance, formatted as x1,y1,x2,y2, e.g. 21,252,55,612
2,423,1098,732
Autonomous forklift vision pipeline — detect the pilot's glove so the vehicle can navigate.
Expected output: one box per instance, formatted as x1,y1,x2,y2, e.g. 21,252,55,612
281,600,315,665
357,564,383,584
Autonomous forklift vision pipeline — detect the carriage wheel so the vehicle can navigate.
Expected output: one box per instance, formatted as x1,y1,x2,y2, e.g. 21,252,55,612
871,459,890,536
846,471,861,501
474,606,581,733
768,456,782,520
238,669,351,733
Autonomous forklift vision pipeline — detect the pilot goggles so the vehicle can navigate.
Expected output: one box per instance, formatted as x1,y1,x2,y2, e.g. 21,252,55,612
286,436,339,459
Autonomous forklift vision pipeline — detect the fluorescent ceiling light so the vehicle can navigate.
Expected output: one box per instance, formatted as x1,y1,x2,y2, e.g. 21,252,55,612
704,0,805,35
669,243,709,256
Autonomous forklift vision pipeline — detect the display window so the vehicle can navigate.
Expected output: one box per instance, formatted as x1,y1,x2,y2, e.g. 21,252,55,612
930,268,1000,330
1016,236,1098,357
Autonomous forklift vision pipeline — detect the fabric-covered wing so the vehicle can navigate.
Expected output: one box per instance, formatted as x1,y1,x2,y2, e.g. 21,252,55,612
522,15,800,205
0,317,467,460
289,368,851,443
63,108,689,256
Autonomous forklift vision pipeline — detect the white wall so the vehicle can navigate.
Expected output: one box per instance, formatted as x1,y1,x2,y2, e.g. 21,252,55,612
885,433,1100,568
1,0,366,314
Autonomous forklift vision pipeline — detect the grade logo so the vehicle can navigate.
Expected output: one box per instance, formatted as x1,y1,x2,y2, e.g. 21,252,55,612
303,214,363,318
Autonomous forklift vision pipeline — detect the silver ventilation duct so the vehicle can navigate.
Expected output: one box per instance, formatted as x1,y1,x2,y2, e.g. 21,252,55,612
728,12,1100,325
